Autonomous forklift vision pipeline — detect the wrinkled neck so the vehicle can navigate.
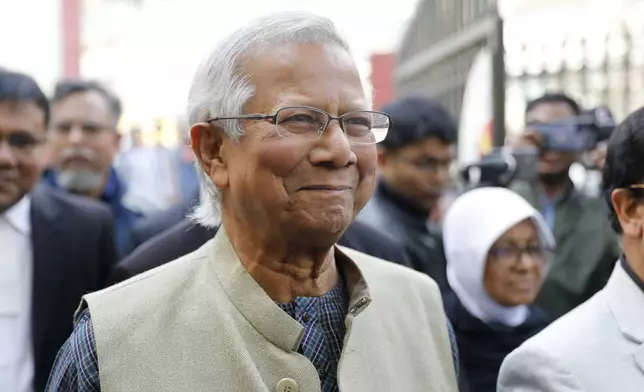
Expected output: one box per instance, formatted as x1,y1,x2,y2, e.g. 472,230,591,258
221,213,339,303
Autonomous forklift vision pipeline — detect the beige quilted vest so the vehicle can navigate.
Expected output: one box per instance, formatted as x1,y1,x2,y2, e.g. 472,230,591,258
82,228,458,392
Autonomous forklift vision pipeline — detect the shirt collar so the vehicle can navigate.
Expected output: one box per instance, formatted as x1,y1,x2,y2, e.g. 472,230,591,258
100,167,125,205
536,179,578,206
621,256,644,294
1,195,31,235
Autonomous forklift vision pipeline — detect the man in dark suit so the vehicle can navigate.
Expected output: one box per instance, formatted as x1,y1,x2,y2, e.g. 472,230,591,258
109,217,411,285
0,70,116,391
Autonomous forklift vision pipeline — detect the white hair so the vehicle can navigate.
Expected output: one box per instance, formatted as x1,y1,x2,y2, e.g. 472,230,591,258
187,11,351,228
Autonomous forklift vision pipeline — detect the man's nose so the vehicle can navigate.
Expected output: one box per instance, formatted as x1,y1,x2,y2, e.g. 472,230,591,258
309,122,357,167
0,141,18,167
68,126,85,144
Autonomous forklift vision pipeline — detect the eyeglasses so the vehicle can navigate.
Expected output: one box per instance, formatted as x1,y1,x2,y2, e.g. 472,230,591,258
207,106,391,144
488,245,551,266
0,132,44,156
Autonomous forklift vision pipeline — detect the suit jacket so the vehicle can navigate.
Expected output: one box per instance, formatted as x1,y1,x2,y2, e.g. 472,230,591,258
109,218,412,286
86,228,458,391
357,180,450,292
498,262,644,392
30,183,117,390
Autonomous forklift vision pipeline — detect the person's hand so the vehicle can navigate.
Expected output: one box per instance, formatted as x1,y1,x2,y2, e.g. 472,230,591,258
588,142,607,171
429,196,445,223
513,130,543,149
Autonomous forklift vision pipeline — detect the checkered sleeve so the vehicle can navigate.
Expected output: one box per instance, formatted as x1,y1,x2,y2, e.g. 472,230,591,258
446,319,460,378
45,309,101,392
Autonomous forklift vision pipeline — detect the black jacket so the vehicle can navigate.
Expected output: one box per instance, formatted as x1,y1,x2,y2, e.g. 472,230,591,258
123,192,199,256
443,291,549,392
108,218,412,285
30,183,117,390
357,180,449,292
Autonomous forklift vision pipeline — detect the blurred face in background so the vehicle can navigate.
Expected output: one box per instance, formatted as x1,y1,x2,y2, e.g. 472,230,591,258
0,101,46,212
379,136,453,212
48,91,120,196
484,219,547,306
526,102,578,184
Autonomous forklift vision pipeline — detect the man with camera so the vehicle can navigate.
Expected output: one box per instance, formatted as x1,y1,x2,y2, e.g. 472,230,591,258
511,93,620,321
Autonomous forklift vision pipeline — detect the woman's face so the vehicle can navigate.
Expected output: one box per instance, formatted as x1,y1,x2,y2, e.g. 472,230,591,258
483,219,547,306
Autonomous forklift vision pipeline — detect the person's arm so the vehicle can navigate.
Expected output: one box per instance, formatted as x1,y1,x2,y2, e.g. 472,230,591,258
498,344,585,392
45,310,101,392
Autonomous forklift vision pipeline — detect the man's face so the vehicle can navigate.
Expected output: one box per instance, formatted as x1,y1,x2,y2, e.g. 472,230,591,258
526,102,578,177
48,91,119,194
197,43,377,242
380,137,454,212
0,101,46,212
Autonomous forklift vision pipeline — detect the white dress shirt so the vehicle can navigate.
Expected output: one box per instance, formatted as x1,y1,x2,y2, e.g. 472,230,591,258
0,196,34,392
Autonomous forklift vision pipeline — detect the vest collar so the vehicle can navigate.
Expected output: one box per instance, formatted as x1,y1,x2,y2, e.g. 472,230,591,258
207,227,371,352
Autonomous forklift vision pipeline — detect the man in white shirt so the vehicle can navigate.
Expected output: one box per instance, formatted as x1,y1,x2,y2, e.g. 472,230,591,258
0,69,117,391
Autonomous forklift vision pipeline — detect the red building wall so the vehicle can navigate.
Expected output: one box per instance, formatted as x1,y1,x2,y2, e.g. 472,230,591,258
61,0,81,78
370,53,394,110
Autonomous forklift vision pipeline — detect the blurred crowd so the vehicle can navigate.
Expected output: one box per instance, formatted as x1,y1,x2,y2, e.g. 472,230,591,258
1,10,643,392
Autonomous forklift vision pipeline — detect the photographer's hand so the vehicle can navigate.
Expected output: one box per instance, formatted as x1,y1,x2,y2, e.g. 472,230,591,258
589,142,607,171
514,131,543,148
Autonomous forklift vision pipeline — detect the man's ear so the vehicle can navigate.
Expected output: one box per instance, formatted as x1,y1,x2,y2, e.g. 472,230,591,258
191,123,229,190
611,189,644,237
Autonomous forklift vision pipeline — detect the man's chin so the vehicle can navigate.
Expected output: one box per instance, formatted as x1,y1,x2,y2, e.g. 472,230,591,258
291,213,351,246
56,170,104,194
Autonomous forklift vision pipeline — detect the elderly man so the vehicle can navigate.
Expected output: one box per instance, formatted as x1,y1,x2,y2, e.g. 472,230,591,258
42,80,141,257
46,12,458,392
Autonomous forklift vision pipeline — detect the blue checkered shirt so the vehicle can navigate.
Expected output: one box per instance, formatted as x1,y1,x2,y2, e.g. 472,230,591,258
46,284,460,392
277,279,349,392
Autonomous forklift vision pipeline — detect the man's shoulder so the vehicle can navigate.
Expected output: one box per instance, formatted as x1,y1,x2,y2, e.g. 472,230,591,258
519,290,611,357
33,182,112,221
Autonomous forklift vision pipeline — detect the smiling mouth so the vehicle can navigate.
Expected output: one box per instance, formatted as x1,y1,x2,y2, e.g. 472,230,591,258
300,185,352,191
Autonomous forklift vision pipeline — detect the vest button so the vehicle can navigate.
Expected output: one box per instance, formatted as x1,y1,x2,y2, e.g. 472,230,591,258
276,378,299,392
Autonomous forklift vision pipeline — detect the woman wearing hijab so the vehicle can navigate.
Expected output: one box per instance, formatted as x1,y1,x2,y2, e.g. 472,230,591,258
442,187,554,392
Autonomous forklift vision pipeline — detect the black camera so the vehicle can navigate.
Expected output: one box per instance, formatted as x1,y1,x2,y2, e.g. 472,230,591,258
531,106,615,152
460,146,539,188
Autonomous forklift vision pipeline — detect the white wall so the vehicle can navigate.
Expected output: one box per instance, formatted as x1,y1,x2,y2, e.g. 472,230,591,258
0,0,62,94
